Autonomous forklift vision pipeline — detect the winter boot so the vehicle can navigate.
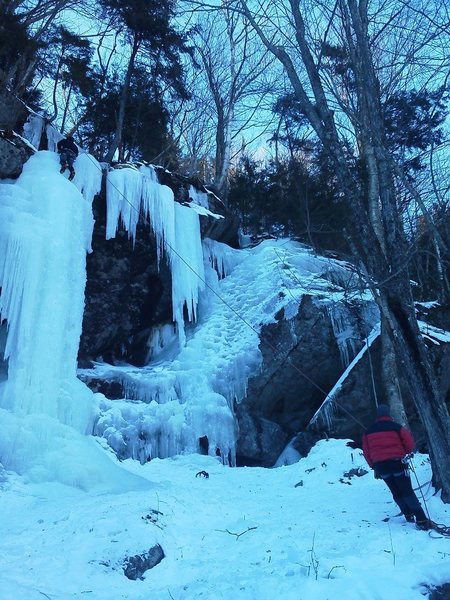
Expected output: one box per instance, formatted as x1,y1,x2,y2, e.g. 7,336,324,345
416,519,432,531
60,164,66,174
68,170,75,181
404,514,415,523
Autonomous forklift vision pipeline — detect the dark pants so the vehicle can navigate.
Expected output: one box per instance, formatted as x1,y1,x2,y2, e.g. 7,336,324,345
59,149,76,174
374,459,426,522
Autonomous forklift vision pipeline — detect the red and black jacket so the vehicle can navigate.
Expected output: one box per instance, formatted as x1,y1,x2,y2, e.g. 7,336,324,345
362,416,415,468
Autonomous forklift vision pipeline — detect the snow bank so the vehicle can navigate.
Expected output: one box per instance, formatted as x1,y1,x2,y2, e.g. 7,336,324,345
0,440,448,599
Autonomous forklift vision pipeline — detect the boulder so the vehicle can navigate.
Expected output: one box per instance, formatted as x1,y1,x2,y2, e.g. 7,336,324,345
236,295,371,465
0,131,33,179
123,544,165,580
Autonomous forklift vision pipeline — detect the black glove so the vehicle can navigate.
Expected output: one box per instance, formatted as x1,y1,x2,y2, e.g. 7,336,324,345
374,471,381,480
346,441,359,450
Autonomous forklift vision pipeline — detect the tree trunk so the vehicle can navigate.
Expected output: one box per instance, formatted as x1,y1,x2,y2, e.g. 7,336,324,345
379,285,450,500
380,317,407,424
214,107,233,203
104,37,139,164
60,81,73,134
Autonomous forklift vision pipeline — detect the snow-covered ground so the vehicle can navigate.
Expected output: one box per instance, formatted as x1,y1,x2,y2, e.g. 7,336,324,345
0,439,448,600
1,147,449,600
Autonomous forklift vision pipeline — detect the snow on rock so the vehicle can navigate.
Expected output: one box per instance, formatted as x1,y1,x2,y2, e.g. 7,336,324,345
0,151,143,490
89,240,377,465
418,320,450,345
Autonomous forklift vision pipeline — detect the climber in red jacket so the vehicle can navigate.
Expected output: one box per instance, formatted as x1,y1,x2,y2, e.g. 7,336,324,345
362,403,431,529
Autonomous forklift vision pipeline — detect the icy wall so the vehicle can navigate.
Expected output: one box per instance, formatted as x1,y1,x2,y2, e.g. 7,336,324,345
0,151,144,489
105,165,207,345
0,152,99,423
87,240,378,465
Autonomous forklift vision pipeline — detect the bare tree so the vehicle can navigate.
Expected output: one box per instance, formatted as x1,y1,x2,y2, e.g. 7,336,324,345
180,2,275,202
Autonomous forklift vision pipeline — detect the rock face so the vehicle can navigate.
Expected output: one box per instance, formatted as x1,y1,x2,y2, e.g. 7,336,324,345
428,584,450,600
0,92,26,131
0,131,33,179
235,295,373,466
79,191,173,366
79,169,240,366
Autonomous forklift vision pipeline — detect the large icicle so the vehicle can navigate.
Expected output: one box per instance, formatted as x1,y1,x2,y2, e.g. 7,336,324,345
0,152,95,423
171,202,205,344
22,114,45,149
105,165,206,343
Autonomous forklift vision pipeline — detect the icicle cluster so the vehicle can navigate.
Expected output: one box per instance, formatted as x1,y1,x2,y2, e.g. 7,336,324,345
105,165,207,343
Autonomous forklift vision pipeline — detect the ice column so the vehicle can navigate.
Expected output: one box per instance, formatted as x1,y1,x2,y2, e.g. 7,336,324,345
0,151,98,429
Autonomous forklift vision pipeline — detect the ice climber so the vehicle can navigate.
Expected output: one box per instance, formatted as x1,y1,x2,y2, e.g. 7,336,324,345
57,135,78,181
362,403,431,530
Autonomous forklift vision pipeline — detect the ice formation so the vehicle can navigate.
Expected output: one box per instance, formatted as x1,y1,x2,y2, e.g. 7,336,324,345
308,324,381,429
326,301,378,367
105,164,208,344
0,151,143,489
0,132,382,476
89,240,378,465
22,113,45,150
0,152,98,421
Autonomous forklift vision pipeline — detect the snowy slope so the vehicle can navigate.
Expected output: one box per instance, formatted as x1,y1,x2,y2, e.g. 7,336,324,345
0,440,448,599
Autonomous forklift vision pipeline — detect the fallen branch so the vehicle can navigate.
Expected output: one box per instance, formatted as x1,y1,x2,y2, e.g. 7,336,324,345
216,526,258,540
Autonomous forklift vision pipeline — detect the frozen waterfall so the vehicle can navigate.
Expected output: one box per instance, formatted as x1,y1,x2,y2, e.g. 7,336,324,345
88,240,377,465
0,151,146,490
